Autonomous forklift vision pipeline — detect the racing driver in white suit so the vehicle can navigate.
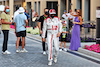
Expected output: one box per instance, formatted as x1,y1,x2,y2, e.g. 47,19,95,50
42,9,62,65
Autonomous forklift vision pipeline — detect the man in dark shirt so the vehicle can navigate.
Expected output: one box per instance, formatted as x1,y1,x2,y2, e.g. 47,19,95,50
38,8,49,55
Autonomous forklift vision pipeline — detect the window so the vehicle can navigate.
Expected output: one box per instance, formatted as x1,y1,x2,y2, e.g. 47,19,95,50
34,2,37,12
38,1,40,15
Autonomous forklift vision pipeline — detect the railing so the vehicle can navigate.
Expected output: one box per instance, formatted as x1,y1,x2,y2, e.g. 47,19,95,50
80,21,96,42
81,21,96,38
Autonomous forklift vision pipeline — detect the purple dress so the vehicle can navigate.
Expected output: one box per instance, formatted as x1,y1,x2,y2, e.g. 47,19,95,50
70,17,81,51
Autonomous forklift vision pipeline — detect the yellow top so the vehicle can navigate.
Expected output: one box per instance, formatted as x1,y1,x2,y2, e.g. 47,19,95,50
1,12,10,30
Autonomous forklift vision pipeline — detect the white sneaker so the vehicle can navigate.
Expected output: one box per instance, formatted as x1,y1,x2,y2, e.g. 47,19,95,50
20,48,28,53
2,50,11,54
59,48,62,51
64,48,67,51
54,57,57,63
48,61,52,66
16,49,20,53
43,51,46,55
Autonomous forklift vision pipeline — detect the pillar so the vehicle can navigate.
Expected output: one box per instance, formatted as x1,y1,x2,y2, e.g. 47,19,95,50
71,0,77,12
58,0,60,18
40,1,46,15
32,0,35,10
9,0,14,20
82,0,85,20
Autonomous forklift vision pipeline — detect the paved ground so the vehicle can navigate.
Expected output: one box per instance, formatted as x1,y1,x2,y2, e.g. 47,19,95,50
0,31,100,67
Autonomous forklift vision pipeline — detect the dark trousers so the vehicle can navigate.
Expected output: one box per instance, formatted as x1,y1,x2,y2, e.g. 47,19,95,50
69,20,73,30
2,30,9,52
42,41,45,51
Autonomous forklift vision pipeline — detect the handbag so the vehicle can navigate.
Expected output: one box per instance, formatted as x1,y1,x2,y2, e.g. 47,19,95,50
32,17,37,22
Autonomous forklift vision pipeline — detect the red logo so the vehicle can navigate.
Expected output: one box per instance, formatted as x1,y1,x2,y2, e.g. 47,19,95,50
52,25,58,30
50,9,55,13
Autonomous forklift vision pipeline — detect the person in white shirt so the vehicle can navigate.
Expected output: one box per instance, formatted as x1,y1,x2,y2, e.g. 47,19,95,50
62,10,68,19
14,6,25,20
62,10,69,29
68,9,74,31
14,6,22,46
68,9,73,20
32,10,36,18
14,6,19,20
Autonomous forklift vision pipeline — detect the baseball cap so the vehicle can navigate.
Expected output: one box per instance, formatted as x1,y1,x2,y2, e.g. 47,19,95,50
49,9,56,14
64,10,67,12
62,21,67,24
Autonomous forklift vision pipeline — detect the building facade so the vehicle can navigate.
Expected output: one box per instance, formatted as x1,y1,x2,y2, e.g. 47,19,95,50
0,0,25,20
0,0,100,22
25,0,100,21
25,0,59,16
62,0,100,21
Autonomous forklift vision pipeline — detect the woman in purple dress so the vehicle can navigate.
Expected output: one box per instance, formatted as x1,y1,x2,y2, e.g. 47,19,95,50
70,9,82,51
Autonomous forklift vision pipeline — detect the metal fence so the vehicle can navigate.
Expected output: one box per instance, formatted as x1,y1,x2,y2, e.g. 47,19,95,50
79,21,96,42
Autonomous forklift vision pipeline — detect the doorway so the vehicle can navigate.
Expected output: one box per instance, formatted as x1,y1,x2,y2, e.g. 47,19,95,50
84,0,91,33
47,1,58,16
77,0,82,10
60,0,66,18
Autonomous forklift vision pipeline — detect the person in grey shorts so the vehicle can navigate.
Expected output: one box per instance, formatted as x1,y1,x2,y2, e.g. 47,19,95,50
14,7,28,53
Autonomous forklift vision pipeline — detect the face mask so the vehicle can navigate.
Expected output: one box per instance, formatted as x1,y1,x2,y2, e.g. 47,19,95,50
51,14,54,18
45,11,49,15
6,9,10,13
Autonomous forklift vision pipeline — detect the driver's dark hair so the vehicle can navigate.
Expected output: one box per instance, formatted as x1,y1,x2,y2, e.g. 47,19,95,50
16,6,19,10
44,8,49,11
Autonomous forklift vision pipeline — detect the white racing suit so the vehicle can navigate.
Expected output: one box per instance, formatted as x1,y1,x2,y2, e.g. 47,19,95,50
42,17,62,61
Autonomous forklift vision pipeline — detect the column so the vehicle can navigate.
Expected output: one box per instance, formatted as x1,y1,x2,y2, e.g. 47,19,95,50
32,0,35,10
25,0,27,9
90,0,94,21
40,1,46,15
82,0,85,20
67,0,69,12
58,0,60,18
71,0,77,11
9,0,14,20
